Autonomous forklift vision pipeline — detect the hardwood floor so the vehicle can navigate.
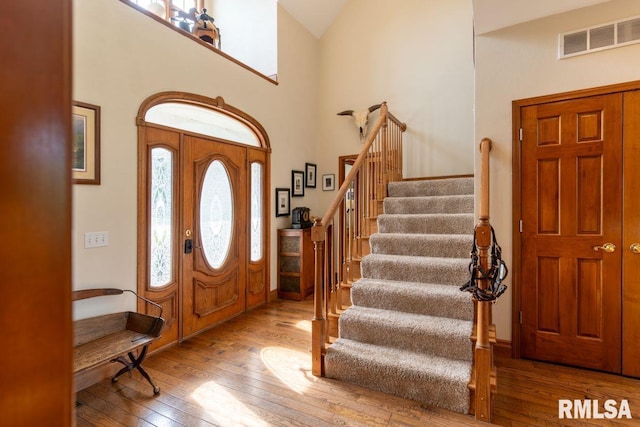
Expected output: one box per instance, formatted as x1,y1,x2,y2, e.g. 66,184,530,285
76,299,640,426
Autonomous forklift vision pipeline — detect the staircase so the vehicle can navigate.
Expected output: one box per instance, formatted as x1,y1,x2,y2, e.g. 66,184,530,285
324,177,475,414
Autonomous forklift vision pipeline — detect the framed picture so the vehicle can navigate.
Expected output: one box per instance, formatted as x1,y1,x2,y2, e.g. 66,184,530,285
292,170,305,197
72,101,101,185
275,188,290,216
305,163,317,188
322,174,335,191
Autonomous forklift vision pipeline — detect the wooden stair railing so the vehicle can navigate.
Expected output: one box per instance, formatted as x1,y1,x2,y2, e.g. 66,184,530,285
311,102,407,376
468,137,497,422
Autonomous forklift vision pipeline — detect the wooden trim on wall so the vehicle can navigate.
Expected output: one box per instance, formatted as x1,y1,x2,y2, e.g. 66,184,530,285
494,339,513,359
117,0,278,85
511,79,640,360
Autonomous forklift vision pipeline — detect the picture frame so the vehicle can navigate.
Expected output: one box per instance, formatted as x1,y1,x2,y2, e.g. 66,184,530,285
322,174,335,191
305,163,317,188
275,188,290,217
72,101,101,185
292,170,305,197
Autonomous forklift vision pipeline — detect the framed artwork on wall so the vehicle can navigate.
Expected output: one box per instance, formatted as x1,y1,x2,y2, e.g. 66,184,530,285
322,174,335,191
72,101,101,185
292,170,305,197
305,163,317,188
275,188,290,216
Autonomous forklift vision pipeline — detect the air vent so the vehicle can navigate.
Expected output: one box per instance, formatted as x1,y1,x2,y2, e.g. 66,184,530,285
559,15,640,58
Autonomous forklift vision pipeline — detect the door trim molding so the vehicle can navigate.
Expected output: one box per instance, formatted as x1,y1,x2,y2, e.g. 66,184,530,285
511,80,640,359
136,91,271,152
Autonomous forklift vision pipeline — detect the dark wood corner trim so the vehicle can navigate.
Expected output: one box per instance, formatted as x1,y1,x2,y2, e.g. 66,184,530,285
494,339,513,359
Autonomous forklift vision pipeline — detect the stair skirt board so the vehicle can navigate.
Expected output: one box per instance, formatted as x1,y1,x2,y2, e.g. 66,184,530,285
325,177,475,415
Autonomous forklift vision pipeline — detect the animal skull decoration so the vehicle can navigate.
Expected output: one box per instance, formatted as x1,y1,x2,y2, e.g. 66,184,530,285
337,104,382,140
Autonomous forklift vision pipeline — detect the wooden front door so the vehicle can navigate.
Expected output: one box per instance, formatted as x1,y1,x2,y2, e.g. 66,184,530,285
520,93,623,372
182,135,247,338
138,123,269,349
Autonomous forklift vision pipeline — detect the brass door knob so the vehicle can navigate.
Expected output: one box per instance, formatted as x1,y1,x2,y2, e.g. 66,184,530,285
631,243,640,254
593,243,616,253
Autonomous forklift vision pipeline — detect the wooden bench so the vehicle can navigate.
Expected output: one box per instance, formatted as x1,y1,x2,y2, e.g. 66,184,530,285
72,288,165,395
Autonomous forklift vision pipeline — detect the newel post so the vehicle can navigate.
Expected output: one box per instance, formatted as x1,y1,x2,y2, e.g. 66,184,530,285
311,218,326,376
475,137,493,421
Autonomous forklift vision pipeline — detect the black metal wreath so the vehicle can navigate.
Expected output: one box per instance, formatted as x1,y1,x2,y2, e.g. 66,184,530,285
460,225,508,302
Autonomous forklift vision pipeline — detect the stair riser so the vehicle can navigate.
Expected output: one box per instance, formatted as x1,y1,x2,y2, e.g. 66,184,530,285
369,234,472,258
350,286,473,321
377,215,474,235
339,316,473,361
388,178,473,197
361,257,469,286
325,351,471,414
384,196,474,215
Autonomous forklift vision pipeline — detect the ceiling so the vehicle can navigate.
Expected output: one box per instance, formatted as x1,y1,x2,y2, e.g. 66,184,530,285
277,0,612,39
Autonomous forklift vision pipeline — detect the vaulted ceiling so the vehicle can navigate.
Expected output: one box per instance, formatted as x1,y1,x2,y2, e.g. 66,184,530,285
277,0,612,39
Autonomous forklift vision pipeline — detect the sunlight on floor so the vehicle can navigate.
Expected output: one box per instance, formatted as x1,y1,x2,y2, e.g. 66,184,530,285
261,347,314,394
192,380,268,426
295,319,311,333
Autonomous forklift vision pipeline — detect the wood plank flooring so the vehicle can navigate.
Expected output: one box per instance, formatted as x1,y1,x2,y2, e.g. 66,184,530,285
76,299,640,426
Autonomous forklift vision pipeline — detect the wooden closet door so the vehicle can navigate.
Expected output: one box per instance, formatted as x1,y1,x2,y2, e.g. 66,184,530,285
520,94,623,373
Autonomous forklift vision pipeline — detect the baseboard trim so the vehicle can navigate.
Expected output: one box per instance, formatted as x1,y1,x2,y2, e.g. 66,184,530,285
402,174,474,182
494,339,512,358
269,289,278,302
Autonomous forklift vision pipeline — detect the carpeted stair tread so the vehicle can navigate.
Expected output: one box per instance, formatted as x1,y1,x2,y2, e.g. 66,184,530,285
339,306,473,361
384,195,473,214
361,254,469,286
377,213,474,235
369,233,472,258
325,339,471,414
351,278,473,321
388,178,473,197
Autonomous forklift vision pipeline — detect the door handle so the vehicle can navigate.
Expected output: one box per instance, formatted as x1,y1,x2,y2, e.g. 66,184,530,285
593,243,616,253
631,243,640,254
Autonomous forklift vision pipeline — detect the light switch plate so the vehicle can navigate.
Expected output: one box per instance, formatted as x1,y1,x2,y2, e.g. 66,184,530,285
84,231,109,248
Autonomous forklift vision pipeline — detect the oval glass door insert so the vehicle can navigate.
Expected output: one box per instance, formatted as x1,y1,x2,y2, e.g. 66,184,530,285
200,160,233,269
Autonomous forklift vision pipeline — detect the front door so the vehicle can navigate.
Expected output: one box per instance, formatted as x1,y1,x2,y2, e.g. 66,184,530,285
520,93,623,372
137,95,270,349
182,135,247,338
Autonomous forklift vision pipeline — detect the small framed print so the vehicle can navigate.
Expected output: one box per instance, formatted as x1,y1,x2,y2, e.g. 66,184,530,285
292,170,305,197
72,101,101,185
322,174,335,191
305,163,317,188
275,188,290,216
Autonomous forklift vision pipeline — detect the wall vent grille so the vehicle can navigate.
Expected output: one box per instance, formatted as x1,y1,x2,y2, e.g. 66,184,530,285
559,15,640,58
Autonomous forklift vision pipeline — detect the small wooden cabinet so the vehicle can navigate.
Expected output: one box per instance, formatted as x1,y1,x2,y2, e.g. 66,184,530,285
277,228,314,300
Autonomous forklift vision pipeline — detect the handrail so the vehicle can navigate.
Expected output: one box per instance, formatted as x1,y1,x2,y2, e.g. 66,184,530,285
311,102,406,377
320,105,388,227
473,137,493,422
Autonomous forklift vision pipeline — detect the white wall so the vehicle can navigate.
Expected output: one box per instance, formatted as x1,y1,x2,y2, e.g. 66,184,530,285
317,0,475,197
72,0,318,318
475,0,640,340
211,0,278,77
